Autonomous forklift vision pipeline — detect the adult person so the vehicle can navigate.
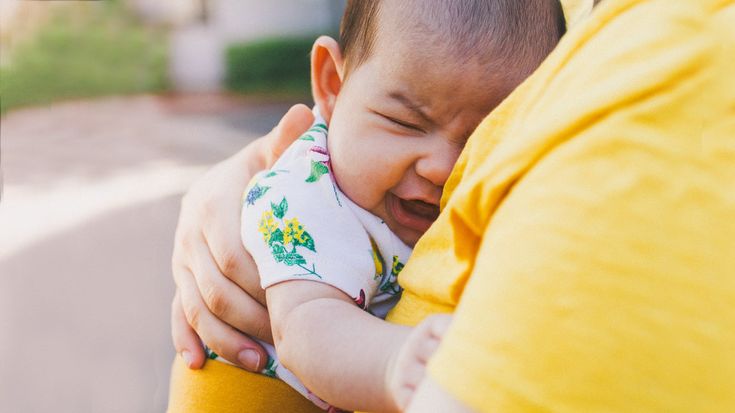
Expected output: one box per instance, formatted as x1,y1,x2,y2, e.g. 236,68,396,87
169,0,735,411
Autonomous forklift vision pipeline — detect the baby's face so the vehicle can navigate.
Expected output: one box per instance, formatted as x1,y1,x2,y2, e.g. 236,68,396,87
327,28,510,246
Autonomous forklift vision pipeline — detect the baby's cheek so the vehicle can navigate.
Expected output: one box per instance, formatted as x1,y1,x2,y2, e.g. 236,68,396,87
331,153,383,208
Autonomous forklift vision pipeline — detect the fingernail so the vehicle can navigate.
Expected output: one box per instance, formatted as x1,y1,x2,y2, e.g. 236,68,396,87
182,351,194,368
238,349,261,371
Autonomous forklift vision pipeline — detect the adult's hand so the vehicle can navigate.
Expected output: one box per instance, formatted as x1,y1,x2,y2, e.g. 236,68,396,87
171,104,314,371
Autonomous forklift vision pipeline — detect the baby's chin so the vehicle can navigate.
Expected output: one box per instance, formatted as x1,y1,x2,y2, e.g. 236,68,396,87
385,220,426,248
398,231,422,248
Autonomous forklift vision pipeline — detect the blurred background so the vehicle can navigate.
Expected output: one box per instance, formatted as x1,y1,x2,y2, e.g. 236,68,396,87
0,0,344,411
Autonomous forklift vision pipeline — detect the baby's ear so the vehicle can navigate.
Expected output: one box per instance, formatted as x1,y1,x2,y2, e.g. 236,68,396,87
310,36,344,123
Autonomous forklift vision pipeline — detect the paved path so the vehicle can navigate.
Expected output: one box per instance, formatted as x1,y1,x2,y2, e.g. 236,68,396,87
0,95,298,413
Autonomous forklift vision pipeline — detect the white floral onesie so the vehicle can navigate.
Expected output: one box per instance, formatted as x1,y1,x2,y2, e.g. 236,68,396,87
205,109,412,412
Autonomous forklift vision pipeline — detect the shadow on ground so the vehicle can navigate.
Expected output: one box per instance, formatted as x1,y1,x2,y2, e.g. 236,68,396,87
1,195,179,413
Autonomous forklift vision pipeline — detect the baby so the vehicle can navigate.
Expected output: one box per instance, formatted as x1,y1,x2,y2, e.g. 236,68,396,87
209,0,565,411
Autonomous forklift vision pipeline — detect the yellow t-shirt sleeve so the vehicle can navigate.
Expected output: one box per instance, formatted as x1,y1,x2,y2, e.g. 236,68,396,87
426,1,735,412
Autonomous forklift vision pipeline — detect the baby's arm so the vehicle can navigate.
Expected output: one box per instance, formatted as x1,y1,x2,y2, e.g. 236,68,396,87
267,280,409,413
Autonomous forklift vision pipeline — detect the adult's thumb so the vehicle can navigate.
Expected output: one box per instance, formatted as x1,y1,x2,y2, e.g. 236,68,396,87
271,104,314,154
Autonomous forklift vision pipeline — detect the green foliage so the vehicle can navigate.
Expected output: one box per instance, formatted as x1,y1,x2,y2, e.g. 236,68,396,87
225,36,316,97
0,2,167,114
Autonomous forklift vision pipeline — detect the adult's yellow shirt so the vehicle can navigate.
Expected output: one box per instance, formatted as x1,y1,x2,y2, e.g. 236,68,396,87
388,0,735,411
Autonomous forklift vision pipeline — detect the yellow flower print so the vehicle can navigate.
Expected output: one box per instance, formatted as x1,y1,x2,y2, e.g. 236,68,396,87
283,217,307,245
258,196,319,277
258,210,278,243
369,237,385,280
378,255,404,296
391,255,405,277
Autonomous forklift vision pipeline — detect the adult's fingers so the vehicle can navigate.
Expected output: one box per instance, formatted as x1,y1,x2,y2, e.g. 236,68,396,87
195,104,314,304
192,104,313,331
200,103,313,307
169,102,313,373
175,263,269,372
204,210,267,306
190,231,273,341
263,104,314,166
171,290,206,369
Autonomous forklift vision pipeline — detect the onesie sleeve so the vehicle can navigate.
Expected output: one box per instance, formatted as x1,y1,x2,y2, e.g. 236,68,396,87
241,126,380,305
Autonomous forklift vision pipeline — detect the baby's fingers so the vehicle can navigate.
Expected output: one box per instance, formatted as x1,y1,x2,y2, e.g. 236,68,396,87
426,314,452,337
392,315,454,411
415,314,452,362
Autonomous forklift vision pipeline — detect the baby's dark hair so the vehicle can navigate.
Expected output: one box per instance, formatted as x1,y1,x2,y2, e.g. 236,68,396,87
339,0,566,80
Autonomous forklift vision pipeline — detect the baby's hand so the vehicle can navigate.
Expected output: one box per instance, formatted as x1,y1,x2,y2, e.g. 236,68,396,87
386,314,453,411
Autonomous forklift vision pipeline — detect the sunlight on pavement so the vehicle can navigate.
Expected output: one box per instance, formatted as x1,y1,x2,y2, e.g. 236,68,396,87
0,160,206,260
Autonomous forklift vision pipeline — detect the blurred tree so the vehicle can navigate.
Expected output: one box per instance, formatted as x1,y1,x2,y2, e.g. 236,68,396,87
0,1,167,114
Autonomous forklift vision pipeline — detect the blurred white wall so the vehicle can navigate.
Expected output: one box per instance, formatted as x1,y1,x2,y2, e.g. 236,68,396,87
0,0,345,91
170,0,345,92
128,0,200,25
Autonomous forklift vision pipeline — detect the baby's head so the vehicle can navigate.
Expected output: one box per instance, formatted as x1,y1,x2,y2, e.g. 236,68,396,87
310,0,565,245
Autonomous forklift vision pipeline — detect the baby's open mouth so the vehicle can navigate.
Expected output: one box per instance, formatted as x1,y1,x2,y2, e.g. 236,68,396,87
387,193,440,234
400,198,440,220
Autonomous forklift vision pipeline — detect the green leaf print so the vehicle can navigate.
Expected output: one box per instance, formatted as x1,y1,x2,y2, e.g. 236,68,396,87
305,160,330,183
271,243,287,263
278,198,288,215
391,256,405,277
310,123,327,132
293,230,316,252
262,356,278,378
378,255,404,295
282,251,307,266
271,197,288,219
257,197,322,278
264,169,290,178
269,228,284,246
299,133,315,142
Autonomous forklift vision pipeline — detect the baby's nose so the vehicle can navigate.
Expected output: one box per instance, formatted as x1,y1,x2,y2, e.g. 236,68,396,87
415,143,461,187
